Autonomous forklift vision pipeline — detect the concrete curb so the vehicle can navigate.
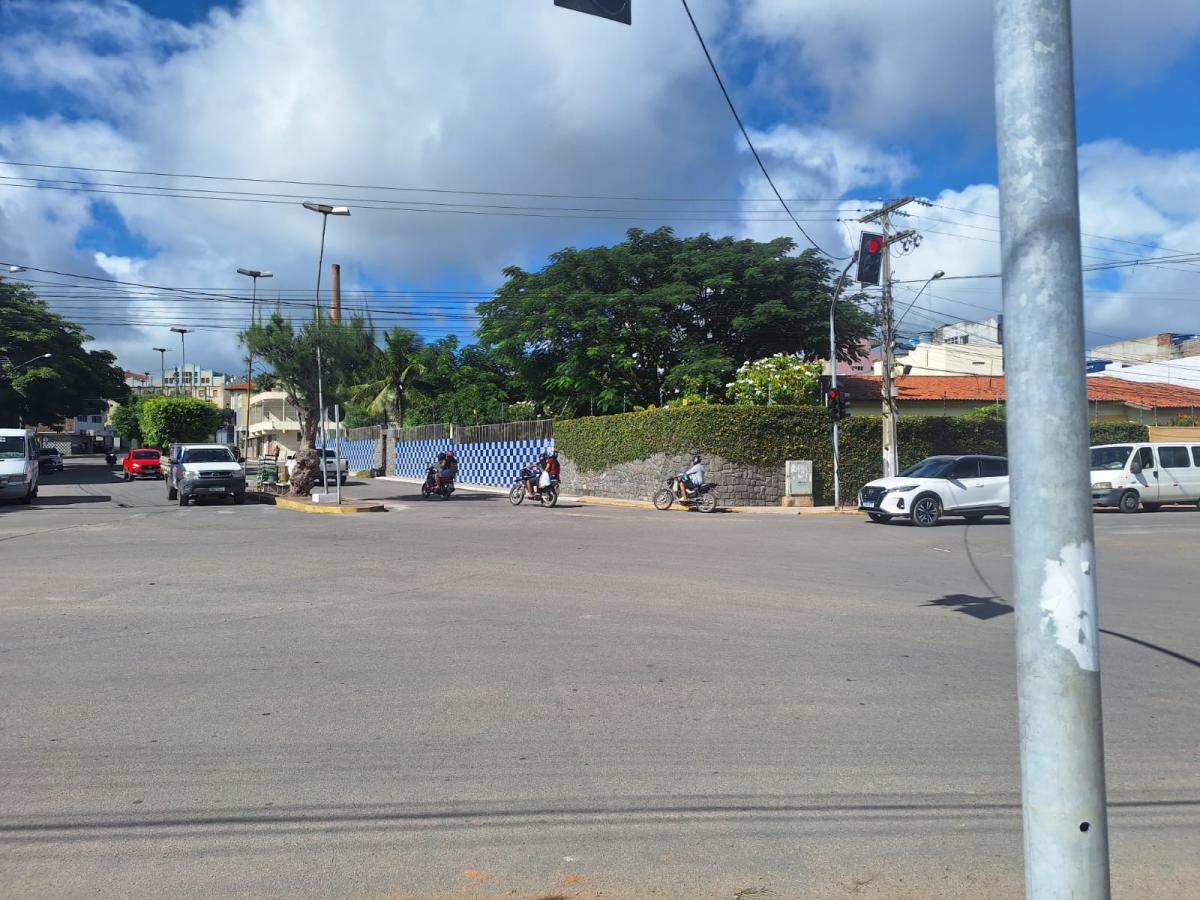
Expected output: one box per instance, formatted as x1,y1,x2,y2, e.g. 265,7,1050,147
249,492,386,514
572,495,860,515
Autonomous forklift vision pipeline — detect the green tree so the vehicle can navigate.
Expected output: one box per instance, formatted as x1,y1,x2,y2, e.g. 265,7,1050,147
136,396,224,449
477,227,874,416
109,397,144,445
348,327,429,426
241,313,375,494
1,279,128,424
405,337,517,426
727,354,824,406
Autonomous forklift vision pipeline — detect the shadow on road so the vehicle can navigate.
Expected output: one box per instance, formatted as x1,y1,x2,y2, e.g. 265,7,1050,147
923,593,1012,620
33,494,112,506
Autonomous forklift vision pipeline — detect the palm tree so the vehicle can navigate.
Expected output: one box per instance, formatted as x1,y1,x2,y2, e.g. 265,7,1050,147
350,327,428,426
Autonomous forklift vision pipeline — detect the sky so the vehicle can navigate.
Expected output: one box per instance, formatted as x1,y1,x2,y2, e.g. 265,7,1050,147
1,0,1199,378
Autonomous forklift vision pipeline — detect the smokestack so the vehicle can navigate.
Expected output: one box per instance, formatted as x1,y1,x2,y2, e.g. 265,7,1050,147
330,263,341,323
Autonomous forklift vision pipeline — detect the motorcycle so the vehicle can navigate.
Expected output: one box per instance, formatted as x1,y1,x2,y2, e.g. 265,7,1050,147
420,464,455,499
653,475,718,513
105,450,117,467
509,467,559,508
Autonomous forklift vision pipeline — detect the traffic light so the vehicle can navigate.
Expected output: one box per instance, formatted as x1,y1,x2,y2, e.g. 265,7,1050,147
827,388,852,422
553,0,631,24
856,231,885,285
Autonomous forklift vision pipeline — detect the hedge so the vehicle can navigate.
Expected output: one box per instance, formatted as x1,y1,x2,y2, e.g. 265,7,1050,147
555,406,1149,505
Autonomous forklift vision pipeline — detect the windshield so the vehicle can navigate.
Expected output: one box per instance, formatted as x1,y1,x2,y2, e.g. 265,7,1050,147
182,448,236,463
1091,446,1132,471
132,450,160,460
899,457,957,479
0,435,27,459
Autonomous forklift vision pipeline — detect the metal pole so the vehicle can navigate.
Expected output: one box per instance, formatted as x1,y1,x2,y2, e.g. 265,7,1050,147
334,404,342,505
314,213,329,493
994,1,1110,896
828,254,858,510
880,214,898,478
244,277,256,460
180,332,186,397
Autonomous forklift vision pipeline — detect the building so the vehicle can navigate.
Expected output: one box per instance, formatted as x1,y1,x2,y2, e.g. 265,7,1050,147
874,341,1005,378
934,315,1003,347
130,365,231,400
838,375,1200,423
244,391,341,459
1087,355,1200,389
1089,333,1200,367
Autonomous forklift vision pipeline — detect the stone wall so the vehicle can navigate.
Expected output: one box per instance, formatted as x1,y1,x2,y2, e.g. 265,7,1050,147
558,451,786,507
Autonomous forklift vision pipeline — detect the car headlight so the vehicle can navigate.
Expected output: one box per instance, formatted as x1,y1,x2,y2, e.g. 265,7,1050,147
1091,482,1112,491
885,484,920,494
182,470,200,480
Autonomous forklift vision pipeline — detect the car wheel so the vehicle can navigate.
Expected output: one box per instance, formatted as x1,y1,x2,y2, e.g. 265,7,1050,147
20,485,33,504
1141,502,1161,512
867,512,890,523
911,494,942,527
1118,490,1140,514
178,492,189,507
167,482,177,500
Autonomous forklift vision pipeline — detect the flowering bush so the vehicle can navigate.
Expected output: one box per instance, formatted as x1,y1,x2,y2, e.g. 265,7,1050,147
727,354,823,406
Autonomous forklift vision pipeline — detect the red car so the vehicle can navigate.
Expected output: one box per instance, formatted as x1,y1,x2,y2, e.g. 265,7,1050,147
122,448,163,480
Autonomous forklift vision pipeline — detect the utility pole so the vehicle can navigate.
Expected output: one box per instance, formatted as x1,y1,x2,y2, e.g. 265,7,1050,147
994,1,1110,897
859,197,916,477
170,328,190,397
152,347,168,395
236,269,273,459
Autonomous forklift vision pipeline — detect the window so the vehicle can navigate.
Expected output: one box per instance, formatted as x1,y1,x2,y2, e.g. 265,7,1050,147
1091,446,1131,471
1139,447,1155,469
182,447,236,463
0,435,27,459
1157,446,1191,468
1193,446,1200,466
900,457,957,478
979,458,1008,477
947,458,981,479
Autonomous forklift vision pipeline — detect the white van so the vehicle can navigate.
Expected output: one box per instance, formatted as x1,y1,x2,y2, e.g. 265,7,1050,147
1091,442,1200,512
0,428,39,504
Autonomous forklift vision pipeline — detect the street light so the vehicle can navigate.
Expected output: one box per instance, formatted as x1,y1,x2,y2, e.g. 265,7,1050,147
170,328,191,396
7,265,27,274
236,268,273,459
894,270,946,332
302,201,351,497
152,347,170,395
1,352,51,371
827,253,860,510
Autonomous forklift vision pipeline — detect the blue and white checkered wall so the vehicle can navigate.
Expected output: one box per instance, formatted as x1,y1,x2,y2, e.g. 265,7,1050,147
316,437,377,473
394,437,454,479
392,437,554,486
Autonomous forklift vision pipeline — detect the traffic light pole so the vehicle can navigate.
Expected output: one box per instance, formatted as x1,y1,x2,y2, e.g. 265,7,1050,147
879,217,898,478
828,253,859,509
994,0,1110,895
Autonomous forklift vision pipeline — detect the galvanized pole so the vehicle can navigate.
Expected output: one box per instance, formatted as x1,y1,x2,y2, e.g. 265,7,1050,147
828,254,858,509
994,0,1111,896
879,213,898,478
333,404,343,506
314,214,329,494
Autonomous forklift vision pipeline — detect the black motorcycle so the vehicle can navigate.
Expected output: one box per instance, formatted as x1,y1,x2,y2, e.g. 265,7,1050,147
509,466,559,508
420,464,455,499
653,475,718,513
105,450,117,467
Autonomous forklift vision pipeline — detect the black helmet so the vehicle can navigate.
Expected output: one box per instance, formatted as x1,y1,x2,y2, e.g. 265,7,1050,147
437,452,447,461
692,454,701,464
550,450,559,459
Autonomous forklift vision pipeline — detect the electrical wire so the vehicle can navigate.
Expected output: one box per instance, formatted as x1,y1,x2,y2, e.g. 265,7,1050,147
678,0,844,259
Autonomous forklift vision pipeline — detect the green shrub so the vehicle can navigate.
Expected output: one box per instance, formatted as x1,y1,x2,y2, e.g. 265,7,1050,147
137,396,225,450
556,406,1150,505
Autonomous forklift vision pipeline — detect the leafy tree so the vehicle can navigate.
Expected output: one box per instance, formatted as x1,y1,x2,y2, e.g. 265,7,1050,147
347,327,430,426
109,397,144,445
478,227,875,416
727,354,824,406
137,396,225,449
1,279,128,424
241,313,375,494
406,337,517,426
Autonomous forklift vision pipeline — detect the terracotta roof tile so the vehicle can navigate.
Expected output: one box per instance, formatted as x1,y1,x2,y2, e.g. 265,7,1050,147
837,375,1200,409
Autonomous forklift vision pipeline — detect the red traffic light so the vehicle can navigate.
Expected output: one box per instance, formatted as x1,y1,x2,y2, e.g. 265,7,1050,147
829,389,839,400
867,237,883,254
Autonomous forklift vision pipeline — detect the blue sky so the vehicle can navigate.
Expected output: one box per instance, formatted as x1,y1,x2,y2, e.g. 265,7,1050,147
1,0,1199,374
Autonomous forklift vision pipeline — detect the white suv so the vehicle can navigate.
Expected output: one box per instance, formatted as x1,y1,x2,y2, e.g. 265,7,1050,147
858,455,1010,526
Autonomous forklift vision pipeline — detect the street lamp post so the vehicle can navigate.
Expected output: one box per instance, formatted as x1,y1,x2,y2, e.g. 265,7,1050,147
236,268,273,459
152,347,169,395
170,328,190,396
1,352,51,372
302,202,350,497
894,270,946,333
827,254,860,509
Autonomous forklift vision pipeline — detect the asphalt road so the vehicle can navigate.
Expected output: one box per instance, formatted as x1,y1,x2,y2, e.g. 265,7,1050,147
1,458,1197,899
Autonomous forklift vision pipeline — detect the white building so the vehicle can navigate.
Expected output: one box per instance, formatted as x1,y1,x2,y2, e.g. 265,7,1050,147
874,342,1004,377
934,315,1003,347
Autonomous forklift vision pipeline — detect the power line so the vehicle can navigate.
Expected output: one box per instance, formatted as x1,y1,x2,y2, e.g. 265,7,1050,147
678,0,844,259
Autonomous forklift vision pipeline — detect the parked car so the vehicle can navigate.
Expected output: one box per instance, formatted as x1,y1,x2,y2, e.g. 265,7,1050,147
1091,442,1200,512
122,448,163,480
36,446,65,473
286,449,349,485
0,428,39,504
166,443,247,506
858,454,1010,526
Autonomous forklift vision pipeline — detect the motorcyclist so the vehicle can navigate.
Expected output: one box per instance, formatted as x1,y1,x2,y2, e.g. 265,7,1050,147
445,449,459,482
105,449,117,466
522,455,544,499
680,454,705,499
544,449,561,483
432,452,453,489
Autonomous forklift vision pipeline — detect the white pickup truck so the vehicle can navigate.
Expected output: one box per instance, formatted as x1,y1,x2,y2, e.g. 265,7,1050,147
286,449,349,485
